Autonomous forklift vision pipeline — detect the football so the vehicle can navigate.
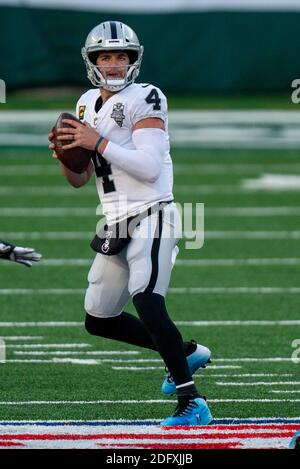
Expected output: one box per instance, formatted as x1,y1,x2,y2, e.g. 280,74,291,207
53,112,94,174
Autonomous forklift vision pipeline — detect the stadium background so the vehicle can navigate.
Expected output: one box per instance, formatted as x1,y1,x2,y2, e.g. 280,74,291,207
0,0,299,450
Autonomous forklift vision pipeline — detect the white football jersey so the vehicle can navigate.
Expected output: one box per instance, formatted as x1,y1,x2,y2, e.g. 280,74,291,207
76,83,174,223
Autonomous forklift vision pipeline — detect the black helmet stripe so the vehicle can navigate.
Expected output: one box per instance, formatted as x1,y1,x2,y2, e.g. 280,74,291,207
110,21,117,39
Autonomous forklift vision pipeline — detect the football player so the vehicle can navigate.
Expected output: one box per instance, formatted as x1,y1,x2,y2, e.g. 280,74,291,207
0,240,41,267
49,21,212,426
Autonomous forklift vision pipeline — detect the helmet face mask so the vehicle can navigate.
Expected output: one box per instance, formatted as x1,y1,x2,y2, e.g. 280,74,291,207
81,21,144,92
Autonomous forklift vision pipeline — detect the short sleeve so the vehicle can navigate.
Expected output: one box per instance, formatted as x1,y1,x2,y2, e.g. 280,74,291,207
130,86,168,126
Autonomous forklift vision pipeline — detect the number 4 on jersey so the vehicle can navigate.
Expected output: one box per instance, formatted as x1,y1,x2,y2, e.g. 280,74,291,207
145,89,161,110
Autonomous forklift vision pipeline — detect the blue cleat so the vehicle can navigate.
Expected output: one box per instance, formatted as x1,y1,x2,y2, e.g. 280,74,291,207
161,341,211,396
289,430,300,449
161,396,213,426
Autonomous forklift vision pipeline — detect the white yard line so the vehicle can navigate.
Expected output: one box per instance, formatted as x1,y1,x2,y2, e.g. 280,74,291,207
196,365,242,369
216,381,300,386
0,320,298,327
0,186,96,196
169,288,300,294
0,206,300,217
5,343,91,349
1,357,293,364
0,321,83,327
174,163,300,174
4,359,107,365
176,258,300,266
207,207,300,216
0,336,43,340
270,390,300,394
13,351,140,356
5,257,298,267
175,320,300,326
201,373,294,378
2,287,300,295
0,417,297,423
0,232,92,240
0,208,95,217
193,231,300,239
0,289,86,295
0,398,299,406
2,230,300,240
0,165,58,175
214,358,292,362
111,366,243,371
2,163,300,176
110,370,293,376
0,185,242,196
0,184,275,195
111,366,165,371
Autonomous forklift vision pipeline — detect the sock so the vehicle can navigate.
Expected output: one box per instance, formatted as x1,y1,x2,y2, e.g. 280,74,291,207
133,292,194,387
176,382,200,398
85,312,195,354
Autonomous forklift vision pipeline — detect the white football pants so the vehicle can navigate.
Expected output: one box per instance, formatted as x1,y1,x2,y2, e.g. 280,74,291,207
84,202,182,318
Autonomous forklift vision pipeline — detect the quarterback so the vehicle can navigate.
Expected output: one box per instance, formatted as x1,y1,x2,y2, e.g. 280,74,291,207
49,21,212,426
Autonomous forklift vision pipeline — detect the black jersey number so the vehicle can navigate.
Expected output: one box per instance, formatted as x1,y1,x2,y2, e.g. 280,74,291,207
145,89,161,111
92,154,116,194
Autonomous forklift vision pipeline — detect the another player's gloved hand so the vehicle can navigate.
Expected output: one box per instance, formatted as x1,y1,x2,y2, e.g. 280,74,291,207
0,241,42,267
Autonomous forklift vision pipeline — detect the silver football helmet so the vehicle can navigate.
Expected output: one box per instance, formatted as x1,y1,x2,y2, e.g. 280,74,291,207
81,21,144,91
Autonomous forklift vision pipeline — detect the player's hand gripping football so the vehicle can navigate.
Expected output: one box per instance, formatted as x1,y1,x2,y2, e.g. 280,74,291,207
48,126,58,158
0,242,42,267
57,120,100,151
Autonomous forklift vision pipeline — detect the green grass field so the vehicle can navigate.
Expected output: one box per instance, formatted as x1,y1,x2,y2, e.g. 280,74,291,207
0,144,299,423
3,88,298,110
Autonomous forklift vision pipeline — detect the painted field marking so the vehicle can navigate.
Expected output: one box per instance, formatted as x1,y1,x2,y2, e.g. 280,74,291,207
0,336,43,341
2,230,300,240
0,420,297,449
176,320,300,326
9,183,298,195
2,163,300,177
1,357,294,365
2,257,298,267
2,288,300,295
111,366,241,371
216,381,300,386
243,174,300,191
174,163,300,174
13,351,140,356
1,206,300,217
0,399,299,406
0,321,83,327
271,390,300,394
0,185,244,196
1,417,299,424
5,344,91,349
0,320,298,327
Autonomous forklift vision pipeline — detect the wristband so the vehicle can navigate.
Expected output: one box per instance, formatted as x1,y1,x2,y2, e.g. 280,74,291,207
95,136,104,154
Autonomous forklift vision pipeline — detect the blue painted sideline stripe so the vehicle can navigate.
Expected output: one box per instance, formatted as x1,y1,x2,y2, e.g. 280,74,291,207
0,418,300,426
